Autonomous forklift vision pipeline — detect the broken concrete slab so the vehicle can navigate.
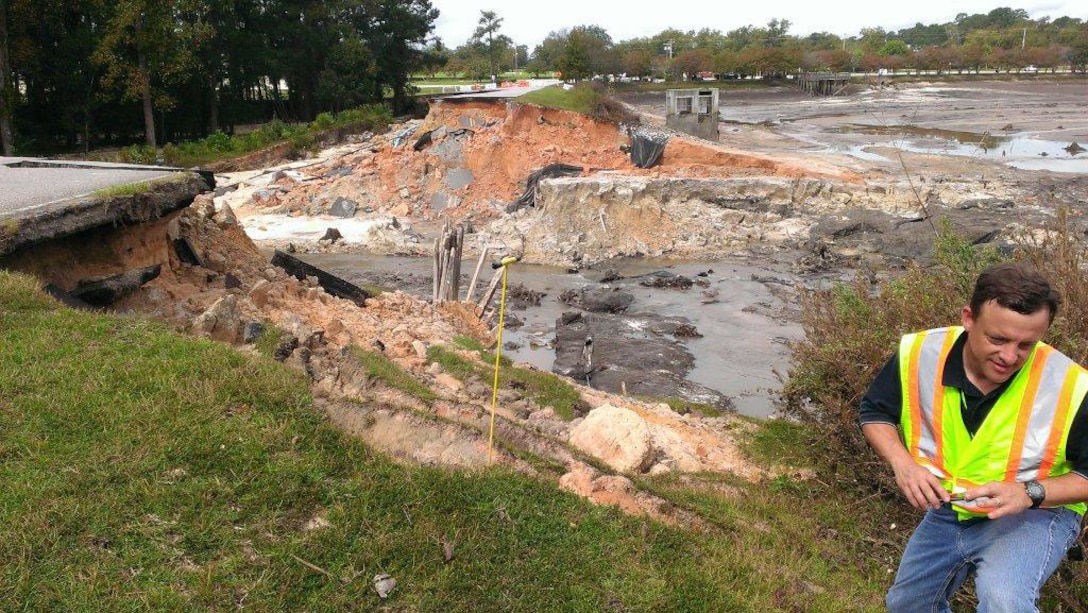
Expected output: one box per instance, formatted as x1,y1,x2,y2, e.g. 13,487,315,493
71,264,162,307
0,168,212,257
429,133,469,164
430,193,452,211
271,249,370,307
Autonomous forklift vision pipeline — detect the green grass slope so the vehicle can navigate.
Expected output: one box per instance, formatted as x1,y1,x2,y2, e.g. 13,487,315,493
0,270,890,612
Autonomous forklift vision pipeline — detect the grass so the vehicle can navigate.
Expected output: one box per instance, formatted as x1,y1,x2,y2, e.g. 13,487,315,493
429,338,583,420
518,85,590,114
351,346,437,402
740,418,818,470
638,395,726,419
254,324,290,360
0,217,19,251
91,175,188,199
0,269,904,611
517,82,638,126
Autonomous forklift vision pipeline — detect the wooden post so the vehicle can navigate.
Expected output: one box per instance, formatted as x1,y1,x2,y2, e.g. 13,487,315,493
435,221,450,303
465,246,489,302
432,236,441,302
450,224,465,301
440,232,454,302
476,267,504,317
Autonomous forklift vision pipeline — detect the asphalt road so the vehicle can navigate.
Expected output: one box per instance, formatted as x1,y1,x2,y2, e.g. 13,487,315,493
0,157,175,218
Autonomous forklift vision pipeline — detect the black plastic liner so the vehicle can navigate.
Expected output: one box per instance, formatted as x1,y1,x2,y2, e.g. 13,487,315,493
505,163,584,213
629,132,669,168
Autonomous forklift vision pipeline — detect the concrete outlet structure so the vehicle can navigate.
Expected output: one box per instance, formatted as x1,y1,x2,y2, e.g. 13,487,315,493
665,89,720,141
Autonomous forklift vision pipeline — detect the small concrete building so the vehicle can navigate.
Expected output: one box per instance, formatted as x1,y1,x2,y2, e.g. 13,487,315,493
665,89,719,141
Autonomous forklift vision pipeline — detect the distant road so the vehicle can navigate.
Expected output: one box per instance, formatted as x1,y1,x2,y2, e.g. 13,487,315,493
423,78,562,100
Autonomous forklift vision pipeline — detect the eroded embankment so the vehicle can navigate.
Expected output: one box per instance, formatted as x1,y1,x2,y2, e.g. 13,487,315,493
225,98,860,251
8,186,773,527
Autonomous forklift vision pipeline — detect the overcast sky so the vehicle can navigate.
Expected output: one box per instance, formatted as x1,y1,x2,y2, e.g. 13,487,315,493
431,1,1086,49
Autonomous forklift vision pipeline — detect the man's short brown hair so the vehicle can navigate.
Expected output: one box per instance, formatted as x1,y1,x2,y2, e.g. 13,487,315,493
970,262,1061,323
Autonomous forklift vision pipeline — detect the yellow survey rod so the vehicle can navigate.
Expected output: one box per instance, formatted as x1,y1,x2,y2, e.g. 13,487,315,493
488,256,520,464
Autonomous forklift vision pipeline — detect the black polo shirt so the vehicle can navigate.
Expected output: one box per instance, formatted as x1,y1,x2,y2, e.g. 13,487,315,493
859,332,1088,478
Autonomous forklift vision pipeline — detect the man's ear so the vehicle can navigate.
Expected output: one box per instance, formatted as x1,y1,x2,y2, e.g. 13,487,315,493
961,305,975,331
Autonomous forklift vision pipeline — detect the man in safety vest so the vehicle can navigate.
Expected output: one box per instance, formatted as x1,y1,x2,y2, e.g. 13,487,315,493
860,262,1088,612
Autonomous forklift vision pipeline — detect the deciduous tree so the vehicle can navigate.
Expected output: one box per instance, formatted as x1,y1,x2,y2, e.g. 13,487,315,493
93,0,196,147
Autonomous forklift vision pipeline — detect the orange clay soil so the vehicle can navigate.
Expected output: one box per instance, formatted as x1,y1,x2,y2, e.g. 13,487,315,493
252,98,860,227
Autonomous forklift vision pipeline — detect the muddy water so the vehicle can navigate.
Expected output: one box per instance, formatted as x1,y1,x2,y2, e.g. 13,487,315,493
701,82,1088,174
834,125,1088,173
298,253,802,418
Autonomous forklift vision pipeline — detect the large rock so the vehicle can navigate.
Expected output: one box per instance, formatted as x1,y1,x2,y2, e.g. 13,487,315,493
559,287,634,313
329,197,359,218
568,404,653,473
558,461,644,515
192,294,241,343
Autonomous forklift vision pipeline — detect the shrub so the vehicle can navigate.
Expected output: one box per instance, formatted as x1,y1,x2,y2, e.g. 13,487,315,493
204,131,234,152
312,112,336,130
118,144,157,165
159,104,393,167
335,104,393,130
571,82,640,126
780,218,1005,494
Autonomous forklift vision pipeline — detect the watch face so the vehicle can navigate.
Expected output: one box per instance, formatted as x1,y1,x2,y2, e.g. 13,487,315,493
1026,480,1046,506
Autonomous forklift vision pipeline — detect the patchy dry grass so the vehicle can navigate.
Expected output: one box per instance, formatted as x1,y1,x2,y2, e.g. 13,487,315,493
428,340,584,420
351,346,438,402
519,82,639,126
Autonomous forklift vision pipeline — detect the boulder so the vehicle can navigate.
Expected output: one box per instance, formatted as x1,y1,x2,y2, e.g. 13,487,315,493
568,404,653,473
329,197,359,218
192,294,241,343
217,202,239,228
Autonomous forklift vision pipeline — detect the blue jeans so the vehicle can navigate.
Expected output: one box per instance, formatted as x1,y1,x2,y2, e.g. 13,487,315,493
886,505,1082,613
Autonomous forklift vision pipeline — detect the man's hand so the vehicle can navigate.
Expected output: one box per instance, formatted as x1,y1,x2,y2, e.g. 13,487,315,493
963,481,1032,519
891,457,950,509
861,423,949,509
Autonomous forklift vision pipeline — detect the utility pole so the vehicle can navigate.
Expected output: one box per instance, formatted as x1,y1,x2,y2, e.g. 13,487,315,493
664,40,673,79
1021,27,1026,50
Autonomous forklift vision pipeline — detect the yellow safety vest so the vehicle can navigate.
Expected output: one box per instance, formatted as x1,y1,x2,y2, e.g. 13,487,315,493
898,326,1088,519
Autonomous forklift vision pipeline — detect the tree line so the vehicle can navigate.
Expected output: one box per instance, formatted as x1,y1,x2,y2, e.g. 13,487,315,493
0,0,439,156
433,7,1088,81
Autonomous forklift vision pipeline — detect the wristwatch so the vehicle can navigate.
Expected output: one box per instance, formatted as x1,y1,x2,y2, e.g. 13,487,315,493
1024,479,1046,509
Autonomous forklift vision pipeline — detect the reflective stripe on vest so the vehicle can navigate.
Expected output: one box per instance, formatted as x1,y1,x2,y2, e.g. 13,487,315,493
903,328,958,477
899,326,1087,516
